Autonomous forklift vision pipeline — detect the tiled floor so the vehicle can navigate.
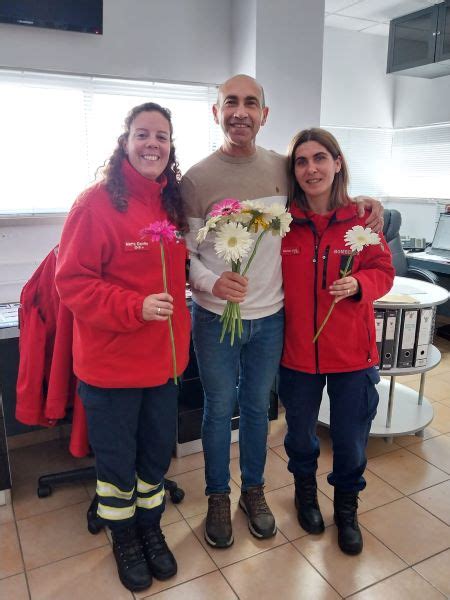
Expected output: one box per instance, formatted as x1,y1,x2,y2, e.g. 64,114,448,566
1,337,450,599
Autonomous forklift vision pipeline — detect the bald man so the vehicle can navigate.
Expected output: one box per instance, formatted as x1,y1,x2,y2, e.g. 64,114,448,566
181,75,382,548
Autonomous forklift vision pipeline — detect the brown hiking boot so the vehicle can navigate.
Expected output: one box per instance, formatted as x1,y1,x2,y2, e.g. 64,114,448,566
239,485,277,539
204,493,233,548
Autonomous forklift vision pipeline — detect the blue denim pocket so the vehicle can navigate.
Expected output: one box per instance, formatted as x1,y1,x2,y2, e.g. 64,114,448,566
192,302,221,324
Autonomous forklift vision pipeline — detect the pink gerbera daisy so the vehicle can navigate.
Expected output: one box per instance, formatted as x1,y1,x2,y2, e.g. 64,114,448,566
140,220,177,243
209,198,242,217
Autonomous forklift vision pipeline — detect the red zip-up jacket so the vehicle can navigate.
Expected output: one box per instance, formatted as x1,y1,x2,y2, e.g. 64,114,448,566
16,246,89,457
56,160,190,388
281,204,395,374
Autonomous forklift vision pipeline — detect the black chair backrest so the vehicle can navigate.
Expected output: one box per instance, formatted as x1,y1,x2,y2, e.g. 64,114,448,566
382,209,408,276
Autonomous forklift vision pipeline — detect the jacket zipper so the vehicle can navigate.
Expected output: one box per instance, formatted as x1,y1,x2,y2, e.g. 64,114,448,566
321,245,330,289
367,325,372,363
312,232,320,374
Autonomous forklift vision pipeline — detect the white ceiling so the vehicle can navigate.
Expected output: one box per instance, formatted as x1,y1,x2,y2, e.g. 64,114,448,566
325,0,437,36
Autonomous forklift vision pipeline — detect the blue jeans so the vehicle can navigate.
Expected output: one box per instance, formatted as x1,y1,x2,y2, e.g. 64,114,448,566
278,366,380,492
192,302,284,495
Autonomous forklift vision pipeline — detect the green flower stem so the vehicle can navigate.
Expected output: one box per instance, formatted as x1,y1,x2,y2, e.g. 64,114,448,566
242,229,268,276
312,300,337,343
312,251,356,344
160,242,178,384
220,303,231,342
340,252,355,278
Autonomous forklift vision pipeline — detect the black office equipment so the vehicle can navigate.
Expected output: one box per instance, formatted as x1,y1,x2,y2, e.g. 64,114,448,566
0,1,103,35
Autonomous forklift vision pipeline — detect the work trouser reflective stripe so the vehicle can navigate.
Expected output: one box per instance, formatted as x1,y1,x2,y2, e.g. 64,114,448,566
96,480,134,500
136,478,165,511
97,502,136,521
95,479,137,521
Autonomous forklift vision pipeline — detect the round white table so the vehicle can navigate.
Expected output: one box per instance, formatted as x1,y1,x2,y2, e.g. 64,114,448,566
318,276,449,439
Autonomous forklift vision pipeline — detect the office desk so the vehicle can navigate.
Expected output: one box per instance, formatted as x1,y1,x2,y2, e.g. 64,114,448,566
407,252,450,276
0,304,19,504
407,252,450,318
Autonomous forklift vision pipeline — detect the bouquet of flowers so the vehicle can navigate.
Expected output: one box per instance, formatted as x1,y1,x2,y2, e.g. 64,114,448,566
312,225,381,343
141,220,180,383
196,198,292,345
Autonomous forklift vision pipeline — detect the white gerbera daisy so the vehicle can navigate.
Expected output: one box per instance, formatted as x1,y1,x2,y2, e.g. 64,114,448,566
271,211,293,237
214,222,254,264
196,225,209,243
196,215,222,243
344,225,380,252
241,199,267,212
265,202,286,218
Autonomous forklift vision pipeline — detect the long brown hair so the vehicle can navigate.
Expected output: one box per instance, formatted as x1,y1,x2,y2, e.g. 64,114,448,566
287,128,350,211
101,102,187,231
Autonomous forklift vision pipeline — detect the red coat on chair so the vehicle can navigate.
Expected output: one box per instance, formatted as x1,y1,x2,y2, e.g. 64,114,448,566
15,246,89,457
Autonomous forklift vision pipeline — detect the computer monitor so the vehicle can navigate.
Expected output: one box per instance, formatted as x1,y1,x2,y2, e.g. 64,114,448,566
427,213,450,257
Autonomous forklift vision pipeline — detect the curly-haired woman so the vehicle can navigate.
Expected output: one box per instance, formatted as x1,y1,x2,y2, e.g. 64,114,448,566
56,103,190,592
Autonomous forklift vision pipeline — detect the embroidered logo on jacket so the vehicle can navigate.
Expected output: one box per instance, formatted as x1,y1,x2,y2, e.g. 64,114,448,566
124,241,149,252
333,248,352,255
282,247,300,255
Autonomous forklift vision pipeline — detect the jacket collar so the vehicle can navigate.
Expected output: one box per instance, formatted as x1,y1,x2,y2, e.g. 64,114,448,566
291,202,358,225
121,158,167,203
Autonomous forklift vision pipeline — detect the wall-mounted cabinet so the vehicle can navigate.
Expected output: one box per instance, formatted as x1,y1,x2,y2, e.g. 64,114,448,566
387,1,450,78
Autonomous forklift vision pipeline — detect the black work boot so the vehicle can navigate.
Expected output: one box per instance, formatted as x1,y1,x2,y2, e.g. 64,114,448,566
333,489,363,555
140,524,177,580
111,525,152,592
294,475,325,534
205,493,233,548
239,485,277,539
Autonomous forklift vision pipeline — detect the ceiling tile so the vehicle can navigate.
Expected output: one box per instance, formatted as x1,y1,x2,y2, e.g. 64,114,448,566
361,23,391,37
325,0,362,12
325,13,377,31
340,0,437,22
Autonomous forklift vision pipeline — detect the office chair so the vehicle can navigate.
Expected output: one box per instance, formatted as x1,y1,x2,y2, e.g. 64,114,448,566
382,209,438,284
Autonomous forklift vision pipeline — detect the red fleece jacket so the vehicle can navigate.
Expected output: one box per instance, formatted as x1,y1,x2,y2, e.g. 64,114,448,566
55,160,190,388
281,204,395,374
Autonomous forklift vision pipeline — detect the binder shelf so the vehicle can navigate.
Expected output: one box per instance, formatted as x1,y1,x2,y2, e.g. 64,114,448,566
318,276,449,439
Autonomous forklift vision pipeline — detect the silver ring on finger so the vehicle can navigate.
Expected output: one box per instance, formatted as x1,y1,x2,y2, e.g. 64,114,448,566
157,307,161,315
347,289,350,295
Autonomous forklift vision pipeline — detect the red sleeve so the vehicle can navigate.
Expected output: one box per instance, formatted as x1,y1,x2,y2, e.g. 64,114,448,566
353,233,395,303
55,204,146,333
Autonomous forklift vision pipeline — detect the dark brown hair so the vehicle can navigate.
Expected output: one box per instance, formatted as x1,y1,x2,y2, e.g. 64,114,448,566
101,102,187,231
287,127,350,211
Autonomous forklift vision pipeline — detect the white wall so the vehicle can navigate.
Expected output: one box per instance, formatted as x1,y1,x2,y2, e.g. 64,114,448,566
321,27,395,128
0,0,326,303
0,0,231,84
0,216,65,302
393,74,450,128
231,0,257,76
255,0,325,152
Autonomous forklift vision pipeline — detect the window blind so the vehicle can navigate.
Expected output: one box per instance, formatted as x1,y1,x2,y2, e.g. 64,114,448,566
325,126,393,198
389,123,450,198
0,69,219,214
